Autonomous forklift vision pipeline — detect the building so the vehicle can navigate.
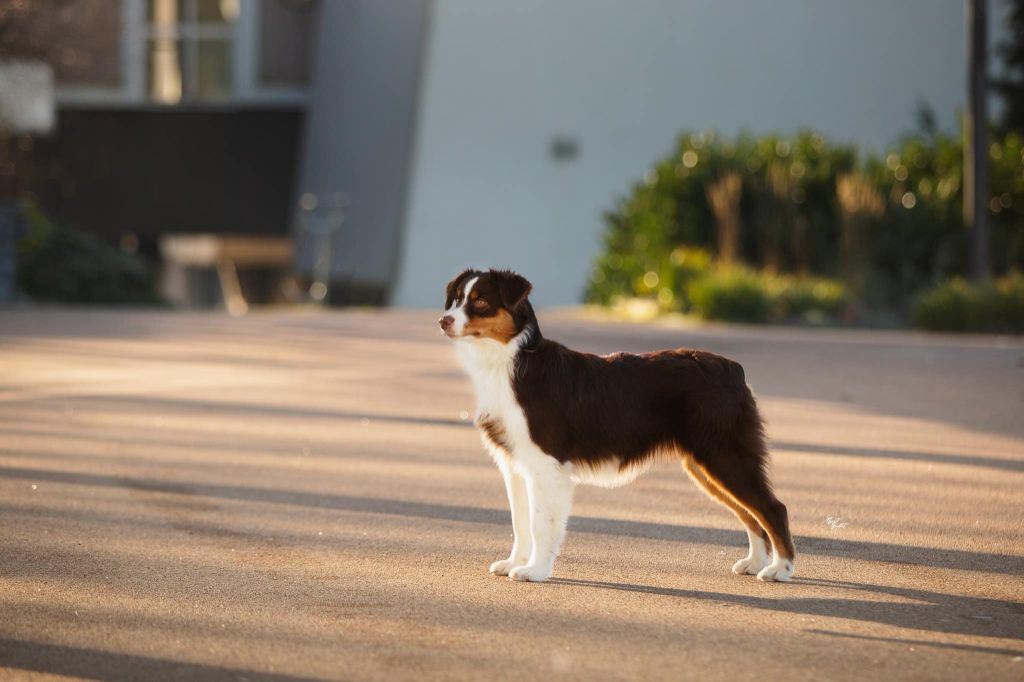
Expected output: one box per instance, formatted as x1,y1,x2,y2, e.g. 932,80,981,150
1,0,315,265
1,0,1005,307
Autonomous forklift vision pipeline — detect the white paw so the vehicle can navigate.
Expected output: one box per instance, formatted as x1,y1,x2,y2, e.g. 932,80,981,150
489,559,525,576
732,554,770,575
508,564,552,582
756,559,795,582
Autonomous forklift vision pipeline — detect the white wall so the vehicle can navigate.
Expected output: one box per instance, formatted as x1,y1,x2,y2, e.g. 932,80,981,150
395,0,998,308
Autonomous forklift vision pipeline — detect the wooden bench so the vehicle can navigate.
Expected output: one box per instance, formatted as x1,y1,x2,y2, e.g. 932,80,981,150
159,234,293,315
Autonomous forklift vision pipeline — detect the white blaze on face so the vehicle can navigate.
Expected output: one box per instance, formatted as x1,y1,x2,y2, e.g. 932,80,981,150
445,276,478,336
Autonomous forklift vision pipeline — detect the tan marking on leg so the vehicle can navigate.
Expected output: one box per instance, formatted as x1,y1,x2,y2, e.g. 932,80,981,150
689,458,795,561
682,456,765,539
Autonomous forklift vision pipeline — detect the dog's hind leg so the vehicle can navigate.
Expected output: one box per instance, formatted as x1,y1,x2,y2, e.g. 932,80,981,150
682,456,771,575
694,451,796,582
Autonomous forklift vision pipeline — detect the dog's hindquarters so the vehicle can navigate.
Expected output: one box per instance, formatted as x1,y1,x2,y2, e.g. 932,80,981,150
681,383,796,581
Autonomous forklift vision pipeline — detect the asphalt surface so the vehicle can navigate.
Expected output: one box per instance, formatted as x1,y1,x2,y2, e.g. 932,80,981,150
1,307,1022,681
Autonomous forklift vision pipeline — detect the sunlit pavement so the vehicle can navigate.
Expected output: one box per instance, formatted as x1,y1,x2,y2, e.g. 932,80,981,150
1,307,1022,681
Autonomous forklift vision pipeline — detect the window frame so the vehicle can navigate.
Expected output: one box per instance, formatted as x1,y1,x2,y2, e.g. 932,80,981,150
55,0,309,109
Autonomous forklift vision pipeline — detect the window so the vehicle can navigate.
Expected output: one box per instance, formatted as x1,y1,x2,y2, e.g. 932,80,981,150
46,0,313,107
146,0,239,103
258,0,316,87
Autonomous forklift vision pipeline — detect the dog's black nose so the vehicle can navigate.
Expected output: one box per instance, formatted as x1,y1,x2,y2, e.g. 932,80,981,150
439,315,454,331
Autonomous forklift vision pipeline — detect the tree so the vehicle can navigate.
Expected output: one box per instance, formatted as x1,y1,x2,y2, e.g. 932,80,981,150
965,0,990,282
993,0,1024,132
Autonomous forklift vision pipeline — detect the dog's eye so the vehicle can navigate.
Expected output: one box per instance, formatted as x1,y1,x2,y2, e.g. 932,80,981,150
472,298,489,311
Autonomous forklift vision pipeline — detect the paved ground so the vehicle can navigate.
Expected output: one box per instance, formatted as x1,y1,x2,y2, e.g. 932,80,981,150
0,307,1022,681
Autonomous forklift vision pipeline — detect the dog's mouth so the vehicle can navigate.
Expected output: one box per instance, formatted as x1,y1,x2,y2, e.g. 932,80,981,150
443,329,481,339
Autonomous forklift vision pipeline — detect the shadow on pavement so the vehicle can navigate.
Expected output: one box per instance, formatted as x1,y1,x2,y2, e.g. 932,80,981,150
804,629,1024,658
20,396,1021,473
1,465,1021,577
771,440,1024,472
548,577,1024,643
0,422,486,469
0,637,320,682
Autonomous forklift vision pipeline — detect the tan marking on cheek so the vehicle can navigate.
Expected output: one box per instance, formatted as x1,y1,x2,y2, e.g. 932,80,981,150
463,309,517,343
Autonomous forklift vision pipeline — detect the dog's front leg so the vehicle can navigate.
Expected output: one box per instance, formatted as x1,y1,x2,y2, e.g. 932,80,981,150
508,453,574,583
489,460,532,576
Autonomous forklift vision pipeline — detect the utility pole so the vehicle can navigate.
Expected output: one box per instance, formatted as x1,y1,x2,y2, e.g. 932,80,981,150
965,0,990,282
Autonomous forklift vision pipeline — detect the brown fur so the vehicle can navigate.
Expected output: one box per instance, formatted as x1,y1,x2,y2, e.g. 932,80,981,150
683,456,773,553
477,416,511,453
463,308,518,343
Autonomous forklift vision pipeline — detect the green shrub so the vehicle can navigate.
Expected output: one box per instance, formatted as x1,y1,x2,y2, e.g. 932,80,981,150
769,275,847,322
686,268,847,324
586,126,1024,322
994,273,1024,331
913,274,1024,333
588,246,713,312
16,203,162,305
688,268,770,322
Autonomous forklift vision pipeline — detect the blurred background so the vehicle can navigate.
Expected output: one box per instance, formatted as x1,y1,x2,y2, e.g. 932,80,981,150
0,0,1021,332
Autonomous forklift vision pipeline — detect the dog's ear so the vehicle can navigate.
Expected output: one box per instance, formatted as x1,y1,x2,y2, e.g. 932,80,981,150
444,269,475,309
492,270,533,311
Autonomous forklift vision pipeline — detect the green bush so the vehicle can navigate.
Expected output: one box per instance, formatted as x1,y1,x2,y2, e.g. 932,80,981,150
586,126,1024,322
688,269,770,323
16,203,162,305
913,273,1024,333
687,268,846,324
769,275,848,323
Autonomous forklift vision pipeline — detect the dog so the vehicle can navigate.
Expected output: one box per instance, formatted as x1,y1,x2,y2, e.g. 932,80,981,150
439,268,795,583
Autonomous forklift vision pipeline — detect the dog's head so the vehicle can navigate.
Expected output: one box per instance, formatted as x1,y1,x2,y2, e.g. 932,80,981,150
438,268,534,343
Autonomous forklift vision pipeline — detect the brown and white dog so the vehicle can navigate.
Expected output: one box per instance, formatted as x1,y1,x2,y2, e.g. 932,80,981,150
439,268,795,583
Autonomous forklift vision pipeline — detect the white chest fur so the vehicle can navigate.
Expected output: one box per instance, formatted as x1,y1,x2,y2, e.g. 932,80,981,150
454,335,538,466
